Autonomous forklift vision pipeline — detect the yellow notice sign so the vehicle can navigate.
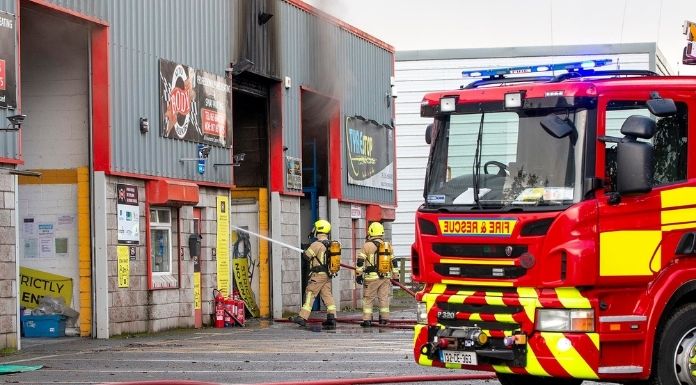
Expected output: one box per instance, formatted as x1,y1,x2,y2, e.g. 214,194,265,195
232,258,260,317
438,218,516,237
216,196,230,297
193,271,201,310
117,246,130,288
19,266,73,308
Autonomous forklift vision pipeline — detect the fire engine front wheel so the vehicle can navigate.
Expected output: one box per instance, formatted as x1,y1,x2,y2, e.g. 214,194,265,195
652,303,696,385
496,373,583,385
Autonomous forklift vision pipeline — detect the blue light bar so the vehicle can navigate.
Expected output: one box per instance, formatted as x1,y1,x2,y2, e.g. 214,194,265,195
462,59,613,78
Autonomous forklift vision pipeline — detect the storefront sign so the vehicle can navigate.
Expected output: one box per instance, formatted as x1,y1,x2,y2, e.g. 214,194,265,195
232,257,260,317
216,196,230,297
0,12,16,109
345,117,394,190
159,58,232,147
117,184,139,244
285,156,302,190
117,245,130,288
19,266,73,309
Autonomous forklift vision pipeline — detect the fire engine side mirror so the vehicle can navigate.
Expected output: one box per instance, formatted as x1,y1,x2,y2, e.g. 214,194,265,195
425,124,433,144
646,94,677,117
540,114,574,138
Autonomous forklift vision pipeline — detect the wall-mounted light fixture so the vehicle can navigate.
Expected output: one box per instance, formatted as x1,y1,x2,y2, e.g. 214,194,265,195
213,152,246,168
139,117,149,134
258,12,274,25
1,114,26,131
225,58,255,77
179,144,211,162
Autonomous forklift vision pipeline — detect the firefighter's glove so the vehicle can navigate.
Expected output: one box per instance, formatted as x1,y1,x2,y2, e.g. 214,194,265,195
355,267,363,276
355,275,364,285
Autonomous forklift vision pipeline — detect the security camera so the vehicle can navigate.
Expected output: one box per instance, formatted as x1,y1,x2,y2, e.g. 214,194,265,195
199,145,211,158
7,114,26,125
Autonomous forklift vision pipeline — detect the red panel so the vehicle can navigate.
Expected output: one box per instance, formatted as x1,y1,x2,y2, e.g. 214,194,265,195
28,0,108,26
366,204,395,222
110,170,231,189
91,26,110,172
0,157,22,165
329,102,342,200
146,179,200,206
269,83,284,192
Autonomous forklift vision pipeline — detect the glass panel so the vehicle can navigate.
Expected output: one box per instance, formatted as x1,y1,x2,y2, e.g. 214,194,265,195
157,209,170,224
150,228,171,273
150,209,157,223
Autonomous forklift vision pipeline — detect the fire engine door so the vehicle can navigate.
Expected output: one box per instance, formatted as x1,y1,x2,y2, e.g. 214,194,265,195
596,94,692,285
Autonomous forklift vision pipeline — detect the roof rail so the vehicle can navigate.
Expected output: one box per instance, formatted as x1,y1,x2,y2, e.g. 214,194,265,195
552,69,659,82
463,75,555,89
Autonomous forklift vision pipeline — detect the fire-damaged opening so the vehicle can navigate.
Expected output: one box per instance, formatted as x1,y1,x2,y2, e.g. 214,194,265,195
300,90,336,309
232,73,270,187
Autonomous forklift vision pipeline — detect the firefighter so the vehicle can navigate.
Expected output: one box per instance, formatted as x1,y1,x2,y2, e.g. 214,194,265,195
288,219,337,330
355,222,399,327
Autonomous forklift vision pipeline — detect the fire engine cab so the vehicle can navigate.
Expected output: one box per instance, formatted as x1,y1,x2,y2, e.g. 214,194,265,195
411,61,696,385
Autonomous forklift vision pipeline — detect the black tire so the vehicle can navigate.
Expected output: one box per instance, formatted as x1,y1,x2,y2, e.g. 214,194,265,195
650,303,696,385
497,373,583,385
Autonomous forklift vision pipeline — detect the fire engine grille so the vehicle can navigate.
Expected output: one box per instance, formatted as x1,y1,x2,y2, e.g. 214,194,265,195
436,302,522,331
432,244,527,258
435,263,527,279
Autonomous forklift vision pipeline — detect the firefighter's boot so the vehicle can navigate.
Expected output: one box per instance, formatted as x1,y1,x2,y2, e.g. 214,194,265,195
289,315,306,327
322,314,336,330
378,316,388,326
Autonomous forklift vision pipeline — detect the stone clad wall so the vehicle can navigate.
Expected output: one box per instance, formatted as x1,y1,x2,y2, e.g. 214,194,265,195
0,171,16,349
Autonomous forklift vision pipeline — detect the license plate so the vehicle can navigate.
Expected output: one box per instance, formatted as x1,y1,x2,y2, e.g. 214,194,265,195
440,350,478,365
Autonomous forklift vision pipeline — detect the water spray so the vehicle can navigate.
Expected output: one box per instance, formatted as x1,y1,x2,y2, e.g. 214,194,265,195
230,224,415,298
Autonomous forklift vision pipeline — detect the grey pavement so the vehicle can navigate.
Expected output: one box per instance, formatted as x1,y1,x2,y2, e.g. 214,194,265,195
0,306,615,385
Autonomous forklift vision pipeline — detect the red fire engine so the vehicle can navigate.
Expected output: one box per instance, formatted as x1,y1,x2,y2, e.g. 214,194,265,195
411,61,696,385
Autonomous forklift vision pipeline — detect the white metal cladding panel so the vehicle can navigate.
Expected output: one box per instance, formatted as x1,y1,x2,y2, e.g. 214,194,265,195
45,0,234,183
392,51,655,258
278,1,395,205
0,0,19,161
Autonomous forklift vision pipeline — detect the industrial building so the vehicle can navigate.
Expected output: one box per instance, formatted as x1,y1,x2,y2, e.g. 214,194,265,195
0,0,396,349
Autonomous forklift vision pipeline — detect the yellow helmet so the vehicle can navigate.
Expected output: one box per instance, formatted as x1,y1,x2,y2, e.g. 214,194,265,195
313,219,331,234
368,222,384,237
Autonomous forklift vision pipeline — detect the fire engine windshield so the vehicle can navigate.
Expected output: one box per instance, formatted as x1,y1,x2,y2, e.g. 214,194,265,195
424,108,587,210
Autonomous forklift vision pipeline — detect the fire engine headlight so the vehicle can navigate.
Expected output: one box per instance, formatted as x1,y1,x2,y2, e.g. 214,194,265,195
417,302,428,324
440,97,456,112
536,309,594,332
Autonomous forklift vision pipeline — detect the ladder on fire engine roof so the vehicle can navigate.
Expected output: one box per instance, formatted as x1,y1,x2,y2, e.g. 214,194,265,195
462,69,660,89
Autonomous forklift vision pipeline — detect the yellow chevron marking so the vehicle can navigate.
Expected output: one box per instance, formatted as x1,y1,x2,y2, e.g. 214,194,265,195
661,187,696,208
590,333,600,350
663,223,696,231
492,364,514,374
517,287,541,322
600,231,661,276
440,258,516,266
541,332,599,379
555,287,591,309
414,325,435,366
432,283,447,294
493,313,516,323
486,295,505,306
442,279,514,287
468,313,482,321
526,345,551,377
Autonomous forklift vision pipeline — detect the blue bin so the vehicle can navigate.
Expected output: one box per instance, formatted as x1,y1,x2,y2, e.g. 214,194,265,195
22,315,66,338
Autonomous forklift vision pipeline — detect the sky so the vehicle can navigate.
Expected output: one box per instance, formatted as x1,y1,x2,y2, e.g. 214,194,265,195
304,0,696,75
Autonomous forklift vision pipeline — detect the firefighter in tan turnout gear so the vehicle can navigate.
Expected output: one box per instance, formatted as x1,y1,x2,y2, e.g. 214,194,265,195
355,222,398,327
289,219,341,330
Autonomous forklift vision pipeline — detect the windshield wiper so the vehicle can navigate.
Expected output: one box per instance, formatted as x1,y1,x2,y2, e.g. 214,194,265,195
472,111,485,209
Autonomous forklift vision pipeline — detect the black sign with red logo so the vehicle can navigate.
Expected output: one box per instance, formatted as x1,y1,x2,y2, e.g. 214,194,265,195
0,12,16,109
159,58,232,147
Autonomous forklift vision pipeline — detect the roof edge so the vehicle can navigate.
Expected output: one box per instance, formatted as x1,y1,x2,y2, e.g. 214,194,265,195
396,42,661,61
284,0,394,53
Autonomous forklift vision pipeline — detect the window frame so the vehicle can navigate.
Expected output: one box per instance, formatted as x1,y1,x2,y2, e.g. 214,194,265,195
149,207,173,276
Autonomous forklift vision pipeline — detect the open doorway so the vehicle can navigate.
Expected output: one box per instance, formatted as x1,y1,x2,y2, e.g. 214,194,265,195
17,4,91,340
299,90,338,308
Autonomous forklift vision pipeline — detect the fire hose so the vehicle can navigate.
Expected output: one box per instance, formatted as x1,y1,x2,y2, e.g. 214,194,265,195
103,372,497,385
